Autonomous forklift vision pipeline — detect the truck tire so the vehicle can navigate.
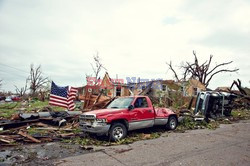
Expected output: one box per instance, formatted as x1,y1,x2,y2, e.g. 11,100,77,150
166,116,177,130
224,110,232,116
109,123,127,142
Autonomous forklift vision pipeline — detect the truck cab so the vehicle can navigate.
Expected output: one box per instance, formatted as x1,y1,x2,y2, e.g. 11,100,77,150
194,91,237,119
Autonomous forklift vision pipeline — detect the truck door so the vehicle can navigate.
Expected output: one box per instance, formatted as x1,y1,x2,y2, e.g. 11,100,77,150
128,97,154,130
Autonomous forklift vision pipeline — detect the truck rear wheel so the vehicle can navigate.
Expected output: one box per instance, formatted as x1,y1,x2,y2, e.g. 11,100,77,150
109,123,127,142
166,116,177,130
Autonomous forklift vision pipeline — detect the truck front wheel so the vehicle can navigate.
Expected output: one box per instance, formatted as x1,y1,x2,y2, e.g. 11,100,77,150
166,116,177,130
109,123,127,141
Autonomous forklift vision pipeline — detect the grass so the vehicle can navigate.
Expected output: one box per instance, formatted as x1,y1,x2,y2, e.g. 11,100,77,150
0,100,64,119
0,102,21,118
25,100,63,112
27,127,50,136
231,109,250,120
176,109,250,132
176,116,220,132
62,128,163,146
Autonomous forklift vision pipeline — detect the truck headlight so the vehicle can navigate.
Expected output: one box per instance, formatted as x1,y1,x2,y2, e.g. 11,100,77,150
96,119,107,123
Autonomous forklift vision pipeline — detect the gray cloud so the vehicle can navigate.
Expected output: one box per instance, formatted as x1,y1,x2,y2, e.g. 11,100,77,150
196,30,250,53
0,0,249,92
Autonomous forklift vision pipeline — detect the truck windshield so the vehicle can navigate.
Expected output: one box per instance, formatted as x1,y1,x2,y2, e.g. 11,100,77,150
107,97,134,109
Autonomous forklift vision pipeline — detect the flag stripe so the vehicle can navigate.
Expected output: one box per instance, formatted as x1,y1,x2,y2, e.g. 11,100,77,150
49,82,78,110
67,87,78,111
49,99,68,105
50,94,68,101
49,102,68,108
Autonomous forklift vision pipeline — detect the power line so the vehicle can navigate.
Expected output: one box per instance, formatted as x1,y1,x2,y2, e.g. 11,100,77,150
0,63,29,74
0,63,50,78
0,69,28,79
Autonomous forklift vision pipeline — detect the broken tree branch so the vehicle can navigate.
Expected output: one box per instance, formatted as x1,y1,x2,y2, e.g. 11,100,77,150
166,61,180,81
206,69,239,87
207,61,233,76
167,51,239,87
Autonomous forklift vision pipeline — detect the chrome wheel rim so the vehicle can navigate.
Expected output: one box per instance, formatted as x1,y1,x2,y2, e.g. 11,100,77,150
170,119,176,129
113,127,124,140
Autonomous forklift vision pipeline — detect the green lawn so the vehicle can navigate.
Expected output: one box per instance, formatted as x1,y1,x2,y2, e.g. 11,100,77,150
0,100,64,119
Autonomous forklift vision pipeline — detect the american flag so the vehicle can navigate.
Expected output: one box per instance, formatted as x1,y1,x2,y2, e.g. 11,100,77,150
49,81,78,111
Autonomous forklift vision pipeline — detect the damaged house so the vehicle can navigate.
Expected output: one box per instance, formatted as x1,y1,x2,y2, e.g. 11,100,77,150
99,72,130,97
79,72,130,110
127,80,181,106
179,79,206,97
128,79,206,107
79,71,207,110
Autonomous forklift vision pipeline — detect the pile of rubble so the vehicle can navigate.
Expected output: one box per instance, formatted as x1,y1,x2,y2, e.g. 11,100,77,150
0,91,116,147
0,107,82,146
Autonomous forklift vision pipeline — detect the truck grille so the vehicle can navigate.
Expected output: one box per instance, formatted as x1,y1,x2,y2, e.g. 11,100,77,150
80,114,96,120
80,114,96,125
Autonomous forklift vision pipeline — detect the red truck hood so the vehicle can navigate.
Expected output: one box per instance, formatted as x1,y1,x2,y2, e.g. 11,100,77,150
85,108,127,117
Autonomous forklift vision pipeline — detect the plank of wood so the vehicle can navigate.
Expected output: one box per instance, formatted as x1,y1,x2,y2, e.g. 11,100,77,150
35,127,73,131
18,130,41,143
0,138,12,144
59,133,75,138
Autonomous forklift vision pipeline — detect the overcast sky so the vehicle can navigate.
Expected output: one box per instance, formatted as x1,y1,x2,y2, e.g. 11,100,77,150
0,0,249,92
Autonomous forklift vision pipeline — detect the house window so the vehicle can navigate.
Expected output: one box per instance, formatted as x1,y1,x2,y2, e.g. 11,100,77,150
116,87,121,96
181,86,184,92
194,87,198,95
162,84,167,91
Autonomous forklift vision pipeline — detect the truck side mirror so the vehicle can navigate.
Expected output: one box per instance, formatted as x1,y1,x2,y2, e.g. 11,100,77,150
128,105,134,110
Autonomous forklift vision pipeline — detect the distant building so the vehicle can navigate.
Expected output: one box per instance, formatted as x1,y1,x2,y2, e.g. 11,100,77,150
99,72,130,97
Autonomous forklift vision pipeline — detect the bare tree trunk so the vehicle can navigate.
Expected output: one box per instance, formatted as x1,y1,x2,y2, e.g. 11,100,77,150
15,79,28,96
166,61,180,81
28,64,49,96
90,52,106,85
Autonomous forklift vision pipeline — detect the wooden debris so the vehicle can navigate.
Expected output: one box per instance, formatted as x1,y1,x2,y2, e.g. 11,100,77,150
33,122,49,127
35,127,73,131
18,130,41,143
0,107,82,146
39,137,53,142
0,138,12,144
142,134,151,139
114,148,133,154
59,133,75,138
80,145,94,151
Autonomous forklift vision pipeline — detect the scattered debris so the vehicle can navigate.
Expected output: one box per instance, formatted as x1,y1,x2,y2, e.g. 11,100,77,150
79,145,94,151
0,106,83,147
114,148,133,154
0,142,89,165
18,130,41,143
0,77,249,153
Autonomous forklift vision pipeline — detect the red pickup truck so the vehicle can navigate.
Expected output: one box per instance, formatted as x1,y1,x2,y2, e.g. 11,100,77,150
80,96,178,141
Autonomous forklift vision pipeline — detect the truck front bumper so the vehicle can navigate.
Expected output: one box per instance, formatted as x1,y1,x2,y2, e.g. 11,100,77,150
80,124,111,134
